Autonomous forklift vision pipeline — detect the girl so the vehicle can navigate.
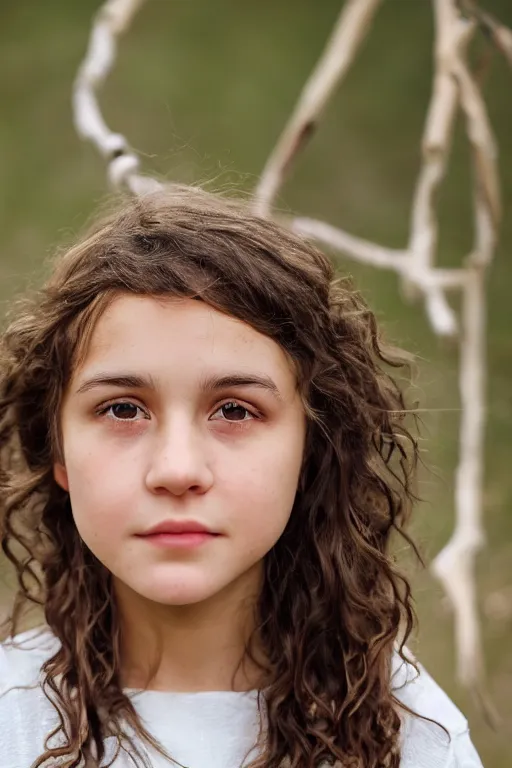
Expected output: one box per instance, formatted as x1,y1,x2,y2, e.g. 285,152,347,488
0,186,482,767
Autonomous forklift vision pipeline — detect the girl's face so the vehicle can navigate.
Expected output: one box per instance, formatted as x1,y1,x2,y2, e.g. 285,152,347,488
55,295,306,607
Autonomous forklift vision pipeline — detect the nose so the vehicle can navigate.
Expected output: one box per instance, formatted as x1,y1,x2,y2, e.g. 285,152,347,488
144,416,214,497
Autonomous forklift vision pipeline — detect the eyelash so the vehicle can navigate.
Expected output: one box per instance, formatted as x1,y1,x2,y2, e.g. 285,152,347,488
95,399,260,425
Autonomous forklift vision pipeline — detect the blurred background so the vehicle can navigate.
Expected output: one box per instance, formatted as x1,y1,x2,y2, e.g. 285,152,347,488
0,1,510,765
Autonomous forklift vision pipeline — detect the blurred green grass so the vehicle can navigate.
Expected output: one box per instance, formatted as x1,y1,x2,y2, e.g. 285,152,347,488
1,1,511,765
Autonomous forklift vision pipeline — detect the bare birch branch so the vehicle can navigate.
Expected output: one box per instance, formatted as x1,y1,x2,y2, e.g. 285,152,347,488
292,216,465,337
454,60,501,230
292,217,407,270
407,1,472,274
458,0,512,68
431,2,500,694
253,0,383,217
402,2,475,334
72,0,162,195
431,267,486,687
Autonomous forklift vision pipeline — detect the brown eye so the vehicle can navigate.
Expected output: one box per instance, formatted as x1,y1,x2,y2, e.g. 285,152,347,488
109,403,141,420
218,402,251,421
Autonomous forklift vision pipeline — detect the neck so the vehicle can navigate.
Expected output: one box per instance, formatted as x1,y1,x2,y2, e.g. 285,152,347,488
115,566,266,693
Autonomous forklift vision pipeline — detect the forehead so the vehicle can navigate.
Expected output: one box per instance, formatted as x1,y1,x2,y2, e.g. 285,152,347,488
76,294,297,388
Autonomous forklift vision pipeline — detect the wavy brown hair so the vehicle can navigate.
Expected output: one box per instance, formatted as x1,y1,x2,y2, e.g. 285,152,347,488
0,185,421,768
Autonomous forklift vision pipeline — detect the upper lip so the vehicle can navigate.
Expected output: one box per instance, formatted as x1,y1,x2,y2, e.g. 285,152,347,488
139,520,216,536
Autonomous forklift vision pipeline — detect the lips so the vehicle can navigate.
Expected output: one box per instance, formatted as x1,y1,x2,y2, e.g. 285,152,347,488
136,519,219,550
138,519,217,537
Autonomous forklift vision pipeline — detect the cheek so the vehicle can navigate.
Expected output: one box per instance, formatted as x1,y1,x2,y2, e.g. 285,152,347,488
224,433,303,542
64,444,137,543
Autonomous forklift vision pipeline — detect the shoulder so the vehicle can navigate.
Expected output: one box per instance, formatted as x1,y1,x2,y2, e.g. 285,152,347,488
0,627,64,767
391,651,483,767
0,625,60,695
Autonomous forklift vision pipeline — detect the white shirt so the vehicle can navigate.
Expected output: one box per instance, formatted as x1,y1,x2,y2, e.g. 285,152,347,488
0,627,483,767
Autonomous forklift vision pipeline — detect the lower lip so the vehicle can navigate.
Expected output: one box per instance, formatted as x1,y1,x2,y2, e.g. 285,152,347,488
140,532,217,549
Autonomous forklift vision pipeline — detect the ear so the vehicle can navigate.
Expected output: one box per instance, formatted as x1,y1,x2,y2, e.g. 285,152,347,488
53,462,69,492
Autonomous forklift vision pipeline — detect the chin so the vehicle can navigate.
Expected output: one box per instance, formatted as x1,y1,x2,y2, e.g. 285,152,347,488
137,580,220,607
153,592,212,606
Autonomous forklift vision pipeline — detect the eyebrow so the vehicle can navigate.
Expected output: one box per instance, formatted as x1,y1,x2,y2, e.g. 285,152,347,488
75,371,283,401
